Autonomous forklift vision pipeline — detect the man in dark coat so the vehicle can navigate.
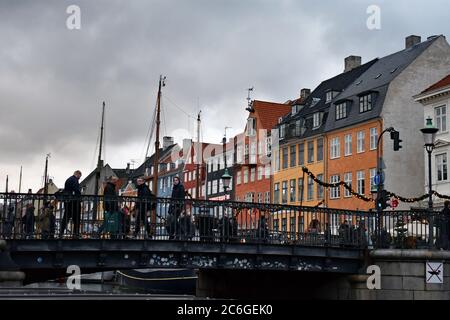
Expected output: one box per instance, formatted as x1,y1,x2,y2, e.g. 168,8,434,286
166,176,186,239
134,177,156,238
60,170,82,238
22,203,35,239
98,176,120,236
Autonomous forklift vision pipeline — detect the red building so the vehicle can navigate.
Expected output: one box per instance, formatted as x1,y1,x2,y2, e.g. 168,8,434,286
233,100,291,229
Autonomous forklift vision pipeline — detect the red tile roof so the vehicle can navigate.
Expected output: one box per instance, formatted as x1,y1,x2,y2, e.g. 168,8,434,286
421,74,450,94
252,100,291,130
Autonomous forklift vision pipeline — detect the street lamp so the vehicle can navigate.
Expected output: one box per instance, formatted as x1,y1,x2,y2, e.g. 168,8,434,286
222,168,232,194
420,117,439,247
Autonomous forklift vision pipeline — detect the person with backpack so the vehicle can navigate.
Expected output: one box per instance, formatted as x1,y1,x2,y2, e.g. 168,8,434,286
166,176,186,240
134,177,156,238
99,176,121,238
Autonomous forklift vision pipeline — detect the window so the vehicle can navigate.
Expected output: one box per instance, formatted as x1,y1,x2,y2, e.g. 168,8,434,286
307,177,314,201
245,144,249,157
290,145,296,167
370,128,378,150
330,175,340,199
437,154,448,181
282,147,289,169
330,137,340,159
317,138,324,162
290,179,296,203
257,167,263,180
282,181,288,204
357,131,365,153
274,183,280,204
292,105,298,115
244,168,249,183
237,171,242,185
265,165,271,178
295,119,302,136
357,170,365,195
336,103,347,120
326,91,333,103
247,117,256,136
313,113,321,129
298,143,305,166
264,192,270,203
298,216,304,234
250,168,256,182
344,134,352,156
280,124,286,139
237,145,243,163
273,219,279,231
344,172,352,198
290,217,296,238
257,193,263,203
298,178,304,202
213,180,218,194
208,181,212,195
250,142,257,164
359,94,372,113
282,218,287,232
308,141,314,163
258,141,263,155
317,174,324,200
435,105,447,132
370,168,377,192
275,150,280,172
266,136,272,156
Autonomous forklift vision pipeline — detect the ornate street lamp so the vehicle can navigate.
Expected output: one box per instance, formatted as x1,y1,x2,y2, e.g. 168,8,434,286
222,168,232,194
420,117,439,247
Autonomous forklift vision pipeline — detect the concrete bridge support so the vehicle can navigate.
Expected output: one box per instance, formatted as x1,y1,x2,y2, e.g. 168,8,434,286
197,250,450,300
0,240,25,287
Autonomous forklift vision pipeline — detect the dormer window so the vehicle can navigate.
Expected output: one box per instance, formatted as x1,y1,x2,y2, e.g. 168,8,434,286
313,112,322,129
336,102,348,120
326,90,340,103
359,93,373,113
279,124,286,139
292,105,298,115
278,117,283,124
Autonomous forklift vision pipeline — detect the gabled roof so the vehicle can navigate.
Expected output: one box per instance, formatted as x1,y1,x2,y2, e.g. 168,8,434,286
251,100,291,130
277,57,378,142
421,74,450,94
131,143,178,179
325,36,441,132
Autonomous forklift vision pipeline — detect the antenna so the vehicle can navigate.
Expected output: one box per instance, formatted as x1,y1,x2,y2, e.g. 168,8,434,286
246,87,255,112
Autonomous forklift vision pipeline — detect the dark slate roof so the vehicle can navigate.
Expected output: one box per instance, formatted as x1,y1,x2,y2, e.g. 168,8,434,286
324,36,439,132
278,58,378,143
131,144,178,179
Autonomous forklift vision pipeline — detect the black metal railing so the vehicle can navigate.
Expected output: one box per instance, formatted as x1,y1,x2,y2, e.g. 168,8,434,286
0,192,448,250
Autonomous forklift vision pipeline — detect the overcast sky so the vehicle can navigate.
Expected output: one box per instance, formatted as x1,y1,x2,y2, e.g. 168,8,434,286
0,0,449,192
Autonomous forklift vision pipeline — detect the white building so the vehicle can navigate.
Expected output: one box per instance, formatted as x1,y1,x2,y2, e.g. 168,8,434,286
415,74,450,208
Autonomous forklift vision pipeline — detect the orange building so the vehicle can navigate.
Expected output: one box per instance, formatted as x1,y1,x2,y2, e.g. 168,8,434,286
326,119,381,210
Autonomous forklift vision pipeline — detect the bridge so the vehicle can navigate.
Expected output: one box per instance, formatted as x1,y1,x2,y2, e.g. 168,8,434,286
1,192,448,299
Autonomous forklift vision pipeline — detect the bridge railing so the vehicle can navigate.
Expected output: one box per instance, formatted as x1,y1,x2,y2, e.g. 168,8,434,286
0,192,447,249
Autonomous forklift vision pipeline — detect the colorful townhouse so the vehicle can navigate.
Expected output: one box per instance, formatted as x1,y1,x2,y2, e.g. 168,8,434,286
324,35,450,211
233,100,291,204
415,74,450,209
272,57,376,210
182,139,212,199
205,141,234,201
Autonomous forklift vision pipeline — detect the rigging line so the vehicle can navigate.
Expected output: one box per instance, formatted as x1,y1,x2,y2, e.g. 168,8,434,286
143,103,157,160
162,95,195,119
161,95,168,137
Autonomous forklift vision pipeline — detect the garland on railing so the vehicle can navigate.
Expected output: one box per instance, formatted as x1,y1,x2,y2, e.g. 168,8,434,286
301,166,450,204
301,167,374,203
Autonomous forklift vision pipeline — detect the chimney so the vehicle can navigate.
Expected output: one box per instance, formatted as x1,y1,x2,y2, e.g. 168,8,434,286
163,136,174,150
344,56,362,72
405,35,421,49
300,88,311,99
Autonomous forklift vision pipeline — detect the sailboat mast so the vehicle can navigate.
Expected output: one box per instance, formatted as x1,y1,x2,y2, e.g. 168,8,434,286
18,166,22,194
94,101,106,197
44,154,50,195
5,175,8,193
196,111,201,199
152,76,165,194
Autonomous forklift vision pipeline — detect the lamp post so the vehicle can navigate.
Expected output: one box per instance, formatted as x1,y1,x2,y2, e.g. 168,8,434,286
221,132,232,197
421,117,439,247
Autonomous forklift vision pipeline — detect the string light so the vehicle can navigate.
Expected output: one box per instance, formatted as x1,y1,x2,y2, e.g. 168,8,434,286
301,166,450,204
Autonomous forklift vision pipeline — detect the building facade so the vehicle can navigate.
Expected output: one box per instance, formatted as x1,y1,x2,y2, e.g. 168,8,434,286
415,74,450,208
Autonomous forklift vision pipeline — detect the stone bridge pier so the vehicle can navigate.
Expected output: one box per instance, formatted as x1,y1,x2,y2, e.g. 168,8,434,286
197,250,450,300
